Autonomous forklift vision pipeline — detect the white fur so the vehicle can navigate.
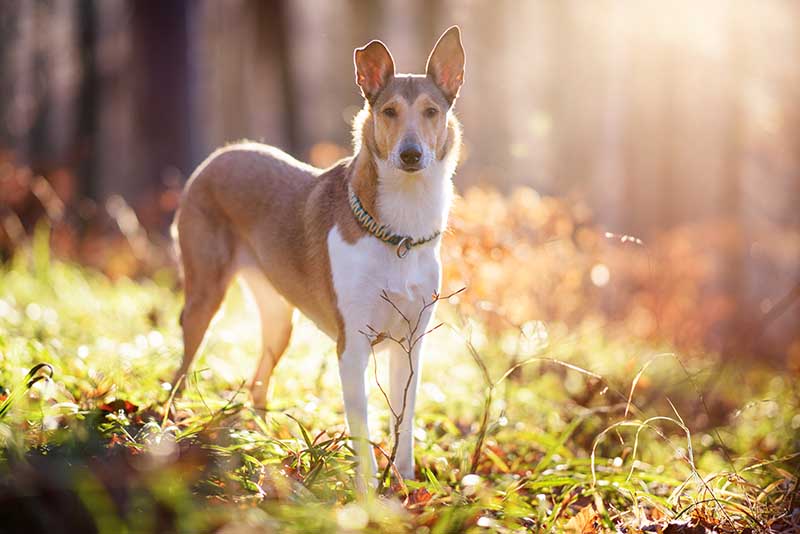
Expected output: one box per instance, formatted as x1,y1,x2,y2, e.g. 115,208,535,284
328,225,441,335
328,197,443,482
375,159,453,239
327,118,457,484
375,124,459,239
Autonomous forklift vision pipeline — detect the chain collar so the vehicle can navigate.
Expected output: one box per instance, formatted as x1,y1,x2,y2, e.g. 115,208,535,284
347,184,440,258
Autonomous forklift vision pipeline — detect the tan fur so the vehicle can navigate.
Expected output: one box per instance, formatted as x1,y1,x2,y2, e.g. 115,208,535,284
373,93,449,161
172,29,464,410
172,144,361,388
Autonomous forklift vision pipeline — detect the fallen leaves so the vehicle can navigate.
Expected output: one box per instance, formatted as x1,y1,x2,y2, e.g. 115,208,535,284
98,398,138,414
405,487,433,509
564,504,599,534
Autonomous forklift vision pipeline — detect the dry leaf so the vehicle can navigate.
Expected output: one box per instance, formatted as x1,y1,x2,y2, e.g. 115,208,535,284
405,487,433,509
565,504,599,534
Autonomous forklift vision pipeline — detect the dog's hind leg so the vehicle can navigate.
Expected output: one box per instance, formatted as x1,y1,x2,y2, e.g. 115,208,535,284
239,266,294,410
172,207,235,390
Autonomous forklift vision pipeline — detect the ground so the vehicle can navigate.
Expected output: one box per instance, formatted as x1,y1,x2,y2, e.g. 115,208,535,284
0,236,797,533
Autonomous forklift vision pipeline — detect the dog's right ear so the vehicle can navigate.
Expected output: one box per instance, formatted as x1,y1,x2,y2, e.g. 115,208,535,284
354,40,395,104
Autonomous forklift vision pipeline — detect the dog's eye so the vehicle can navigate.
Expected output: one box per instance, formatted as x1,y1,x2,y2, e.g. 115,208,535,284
382,107,397,118
424,107,439,118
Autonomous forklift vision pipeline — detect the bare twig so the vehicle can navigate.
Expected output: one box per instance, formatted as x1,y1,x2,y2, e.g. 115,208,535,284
361,288,464,492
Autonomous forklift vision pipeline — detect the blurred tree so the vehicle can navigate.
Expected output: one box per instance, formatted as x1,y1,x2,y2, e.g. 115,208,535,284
0,0,21,149
130,0,191,189
254,0,297,153
76,0,98,201
721,2,746,351
0,0,798,351
456,0,512,189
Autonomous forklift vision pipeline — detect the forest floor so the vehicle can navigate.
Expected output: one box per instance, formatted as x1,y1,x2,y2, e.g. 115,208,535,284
0,243,798,533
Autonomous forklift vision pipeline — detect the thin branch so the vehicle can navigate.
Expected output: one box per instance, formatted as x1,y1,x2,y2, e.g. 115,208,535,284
364,288,464,492
368,341,396,420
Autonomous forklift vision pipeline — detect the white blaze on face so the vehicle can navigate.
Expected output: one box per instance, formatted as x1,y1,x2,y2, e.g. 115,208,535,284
372,108,459,241
375,89,450,174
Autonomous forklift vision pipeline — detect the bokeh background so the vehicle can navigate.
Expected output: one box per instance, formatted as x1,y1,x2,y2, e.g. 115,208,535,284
1,4,799,531
1,0,798,365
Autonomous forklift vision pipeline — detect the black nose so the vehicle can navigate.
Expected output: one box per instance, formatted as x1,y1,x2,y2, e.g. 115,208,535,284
400,148,422,166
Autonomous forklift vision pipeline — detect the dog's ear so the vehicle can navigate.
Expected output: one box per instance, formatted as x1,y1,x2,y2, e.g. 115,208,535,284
426,26,465,105
354,40,395,104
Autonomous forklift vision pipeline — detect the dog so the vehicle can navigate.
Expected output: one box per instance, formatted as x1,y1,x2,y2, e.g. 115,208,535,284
171,26,465,485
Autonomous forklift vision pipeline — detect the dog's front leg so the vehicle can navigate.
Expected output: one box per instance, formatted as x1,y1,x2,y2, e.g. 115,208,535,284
388,306,433,480
338,336,378,490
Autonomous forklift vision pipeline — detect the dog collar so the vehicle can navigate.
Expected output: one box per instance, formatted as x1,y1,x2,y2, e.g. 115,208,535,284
347,185,440,258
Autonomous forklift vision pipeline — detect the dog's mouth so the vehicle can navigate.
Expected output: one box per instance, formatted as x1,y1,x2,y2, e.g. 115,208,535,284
399,162,424,173
394,153,428,173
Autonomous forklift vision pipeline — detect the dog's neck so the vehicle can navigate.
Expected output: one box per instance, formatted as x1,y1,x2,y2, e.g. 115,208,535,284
376,157,454,238
348,150,454,241
347,115,459,241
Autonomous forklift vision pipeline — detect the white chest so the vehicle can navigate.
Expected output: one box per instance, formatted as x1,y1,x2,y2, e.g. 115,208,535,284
327,226,442,338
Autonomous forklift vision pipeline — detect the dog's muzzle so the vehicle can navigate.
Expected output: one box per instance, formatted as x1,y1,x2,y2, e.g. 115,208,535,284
398,142,424,172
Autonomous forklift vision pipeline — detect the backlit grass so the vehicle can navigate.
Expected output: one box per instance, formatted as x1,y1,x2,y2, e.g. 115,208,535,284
0,240,797,533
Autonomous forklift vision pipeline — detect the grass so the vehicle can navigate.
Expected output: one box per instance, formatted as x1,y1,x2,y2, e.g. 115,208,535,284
0,238,798,533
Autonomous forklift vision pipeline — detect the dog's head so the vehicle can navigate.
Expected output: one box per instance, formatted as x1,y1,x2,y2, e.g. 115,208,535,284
354,26,465,173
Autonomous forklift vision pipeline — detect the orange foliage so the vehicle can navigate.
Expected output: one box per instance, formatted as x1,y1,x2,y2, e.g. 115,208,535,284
2,151,797,361
443,187,799,360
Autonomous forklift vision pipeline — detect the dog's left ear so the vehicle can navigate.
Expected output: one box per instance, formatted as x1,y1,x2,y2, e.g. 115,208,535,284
426,26,465,105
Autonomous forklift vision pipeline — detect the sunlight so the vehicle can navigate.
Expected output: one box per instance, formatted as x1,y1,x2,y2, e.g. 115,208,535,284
1,1,798,530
